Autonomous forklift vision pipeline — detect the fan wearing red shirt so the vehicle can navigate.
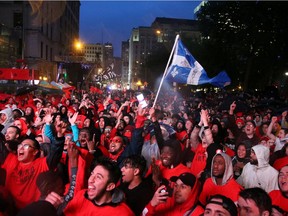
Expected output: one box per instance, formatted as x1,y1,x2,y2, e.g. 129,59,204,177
1,133,64,210
269,164,288,213
199,152,243,205
64,157,134,216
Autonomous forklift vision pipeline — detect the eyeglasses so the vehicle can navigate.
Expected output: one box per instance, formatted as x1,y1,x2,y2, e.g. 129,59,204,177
110,138,122,143
17,143,36,150
104,128,112,132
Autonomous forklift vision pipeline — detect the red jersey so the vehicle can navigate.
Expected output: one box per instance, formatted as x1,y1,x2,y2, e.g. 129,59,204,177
2,153,48,209
269,190,288,212
190,144,207,176
146,160,192,181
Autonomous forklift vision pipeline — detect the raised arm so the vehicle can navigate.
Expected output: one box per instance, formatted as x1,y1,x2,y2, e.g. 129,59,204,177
267,116,277,140
46,121,66,170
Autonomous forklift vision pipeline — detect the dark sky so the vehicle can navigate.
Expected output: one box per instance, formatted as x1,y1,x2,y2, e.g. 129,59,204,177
80,1,201,57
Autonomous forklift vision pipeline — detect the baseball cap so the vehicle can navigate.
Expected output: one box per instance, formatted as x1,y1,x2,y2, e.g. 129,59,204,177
170,172,196,188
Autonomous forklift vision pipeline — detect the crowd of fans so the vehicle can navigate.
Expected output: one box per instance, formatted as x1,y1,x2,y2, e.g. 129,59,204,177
0,87,287,216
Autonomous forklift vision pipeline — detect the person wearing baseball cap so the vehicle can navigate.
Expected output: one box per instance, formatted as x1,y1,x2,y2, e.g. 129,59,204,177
142,172,203,216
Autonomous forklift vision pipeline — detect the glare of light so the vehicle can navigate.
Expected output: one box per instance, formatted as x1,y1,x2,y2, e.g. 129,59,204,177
156,30,161,34
285,72,288,76
110,84,117,90
74,41,83,50
39,76,42,80
34,80,40,85
43,76,48,81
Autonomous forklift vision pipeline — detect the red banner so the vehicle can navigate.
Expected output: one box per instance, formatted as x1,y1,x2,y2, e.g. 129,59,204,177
0,69,40,80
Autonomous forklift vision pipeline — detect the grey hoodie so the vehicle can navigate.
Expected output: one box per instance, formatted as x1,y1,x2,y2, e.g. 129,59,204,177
211,152,233,185
0,108,14,135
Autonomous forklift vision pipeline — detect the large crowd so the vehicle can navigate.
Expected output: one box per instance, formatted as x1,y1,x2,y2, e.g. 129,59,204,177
0,87,287,216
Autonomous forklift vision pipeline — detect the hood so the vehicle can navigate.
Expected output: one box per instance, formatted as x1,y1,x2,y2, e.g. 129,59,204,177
0,108,13,124
211,152,233,185
252,144,270,168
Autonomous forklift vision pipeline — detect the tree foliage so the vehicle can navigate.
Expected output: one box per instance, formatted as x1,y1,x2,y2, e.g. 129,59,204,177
196,1,288,90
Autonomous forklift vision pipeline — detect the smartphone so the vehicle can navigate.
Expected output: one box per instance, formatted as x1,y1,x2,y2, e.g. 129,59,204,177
136,93,148,108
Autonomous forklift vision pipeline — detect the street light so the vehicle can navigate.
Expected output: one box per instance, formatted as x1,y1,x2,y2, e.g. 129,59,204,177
74,40,83,51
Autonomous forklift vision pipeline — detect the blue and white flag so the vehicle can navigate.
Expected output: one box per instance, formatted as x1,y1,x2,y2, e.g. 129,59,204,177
166,39,231,88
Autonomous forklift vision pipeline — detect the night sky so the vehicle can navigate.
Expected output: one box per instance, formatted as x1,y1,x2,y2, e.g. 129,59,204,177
80,1,201,57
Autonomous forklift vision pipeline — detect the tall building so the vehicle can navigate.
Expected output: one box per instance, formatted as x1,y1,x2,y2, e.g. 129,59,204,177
103,42,113,68
0,1,80,81
121,40,129,88
151,17,200,44
126,17,200,90
128,27,158,89
84,43,103,65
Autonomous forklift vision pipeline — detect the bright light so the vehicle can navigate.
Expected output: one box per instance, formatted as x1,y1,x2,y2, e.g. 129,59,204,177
110,84,117,90
74,41,83,50
285,72,288,76
156,30,161,34
43,76,48,81
34,80,40,85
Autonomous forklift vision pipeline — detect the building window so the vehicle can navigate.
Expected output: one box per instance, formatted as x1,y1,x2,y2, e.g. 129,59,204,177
41,42,43,58
46,45,48,60
13,13,23,28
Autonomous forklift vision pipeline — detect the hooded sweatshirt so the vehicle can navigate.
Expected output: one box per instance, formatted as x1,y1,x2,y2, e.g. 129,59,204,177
237,144,279,193
199,152,242,205
0,108,14,135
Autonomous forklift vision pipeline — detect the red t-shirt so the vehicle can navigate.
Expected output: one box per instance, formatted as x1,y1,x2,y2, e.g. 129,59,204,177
273,156,288,171
145,160,192,181
190,144,207,176
64,189,135,216
199,177,243,205
269,190,288,212
2,153,48,209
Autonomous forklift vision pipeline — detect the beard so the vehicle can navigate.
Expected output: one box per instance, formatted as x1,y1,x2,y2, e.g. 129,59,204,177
250,158,258,165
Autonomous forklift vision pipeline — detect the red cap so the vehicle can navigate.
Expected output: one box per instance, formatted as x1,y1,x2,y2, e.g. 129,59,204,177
236,119,245,125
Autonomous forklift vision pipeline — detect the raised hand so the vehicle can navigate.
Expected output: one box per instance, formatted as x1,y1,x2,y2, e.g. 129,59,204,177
43,109,53,124
87,134,96,152
67,142,78,168
271,116,278,123
151,158,162,187
45,191,64,209
55,121,67,137
150,185,169,207
68,112,79,126
230,101,236,114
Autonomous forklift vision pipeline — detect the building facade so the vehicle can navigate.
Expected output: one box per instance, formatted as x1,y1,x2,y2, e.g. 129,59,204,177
0,1,80,81
125,17,200,90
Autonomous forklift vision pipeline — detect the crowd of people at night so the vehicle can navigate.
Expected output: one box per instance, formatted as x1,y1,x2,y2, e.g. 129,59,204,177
0,86,287,216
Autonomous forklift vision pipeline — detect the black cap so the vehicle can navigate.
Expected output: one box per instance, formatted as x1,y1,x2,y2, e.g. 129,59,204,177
170,172,196,188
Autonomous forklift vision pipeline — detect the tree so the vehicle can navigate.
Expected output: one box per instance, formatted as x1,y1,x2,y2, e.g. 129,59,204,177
196,1,288,90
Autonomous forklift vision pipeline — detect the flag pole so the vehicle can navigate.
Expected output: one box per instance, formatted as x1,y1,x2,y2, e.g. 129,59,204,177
152,34,179,108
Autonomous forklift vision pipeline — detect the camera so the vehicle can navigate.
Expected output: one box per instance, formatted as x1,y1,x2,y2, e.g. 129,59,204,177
159,179,173,197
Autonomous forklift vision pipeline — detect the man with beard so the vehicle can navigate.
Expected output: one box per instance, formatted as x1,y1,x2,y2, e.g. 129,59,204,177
199,152,242,206
237,144,279,193
142,172,203,216
269,164,288,213
63,157,134,216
